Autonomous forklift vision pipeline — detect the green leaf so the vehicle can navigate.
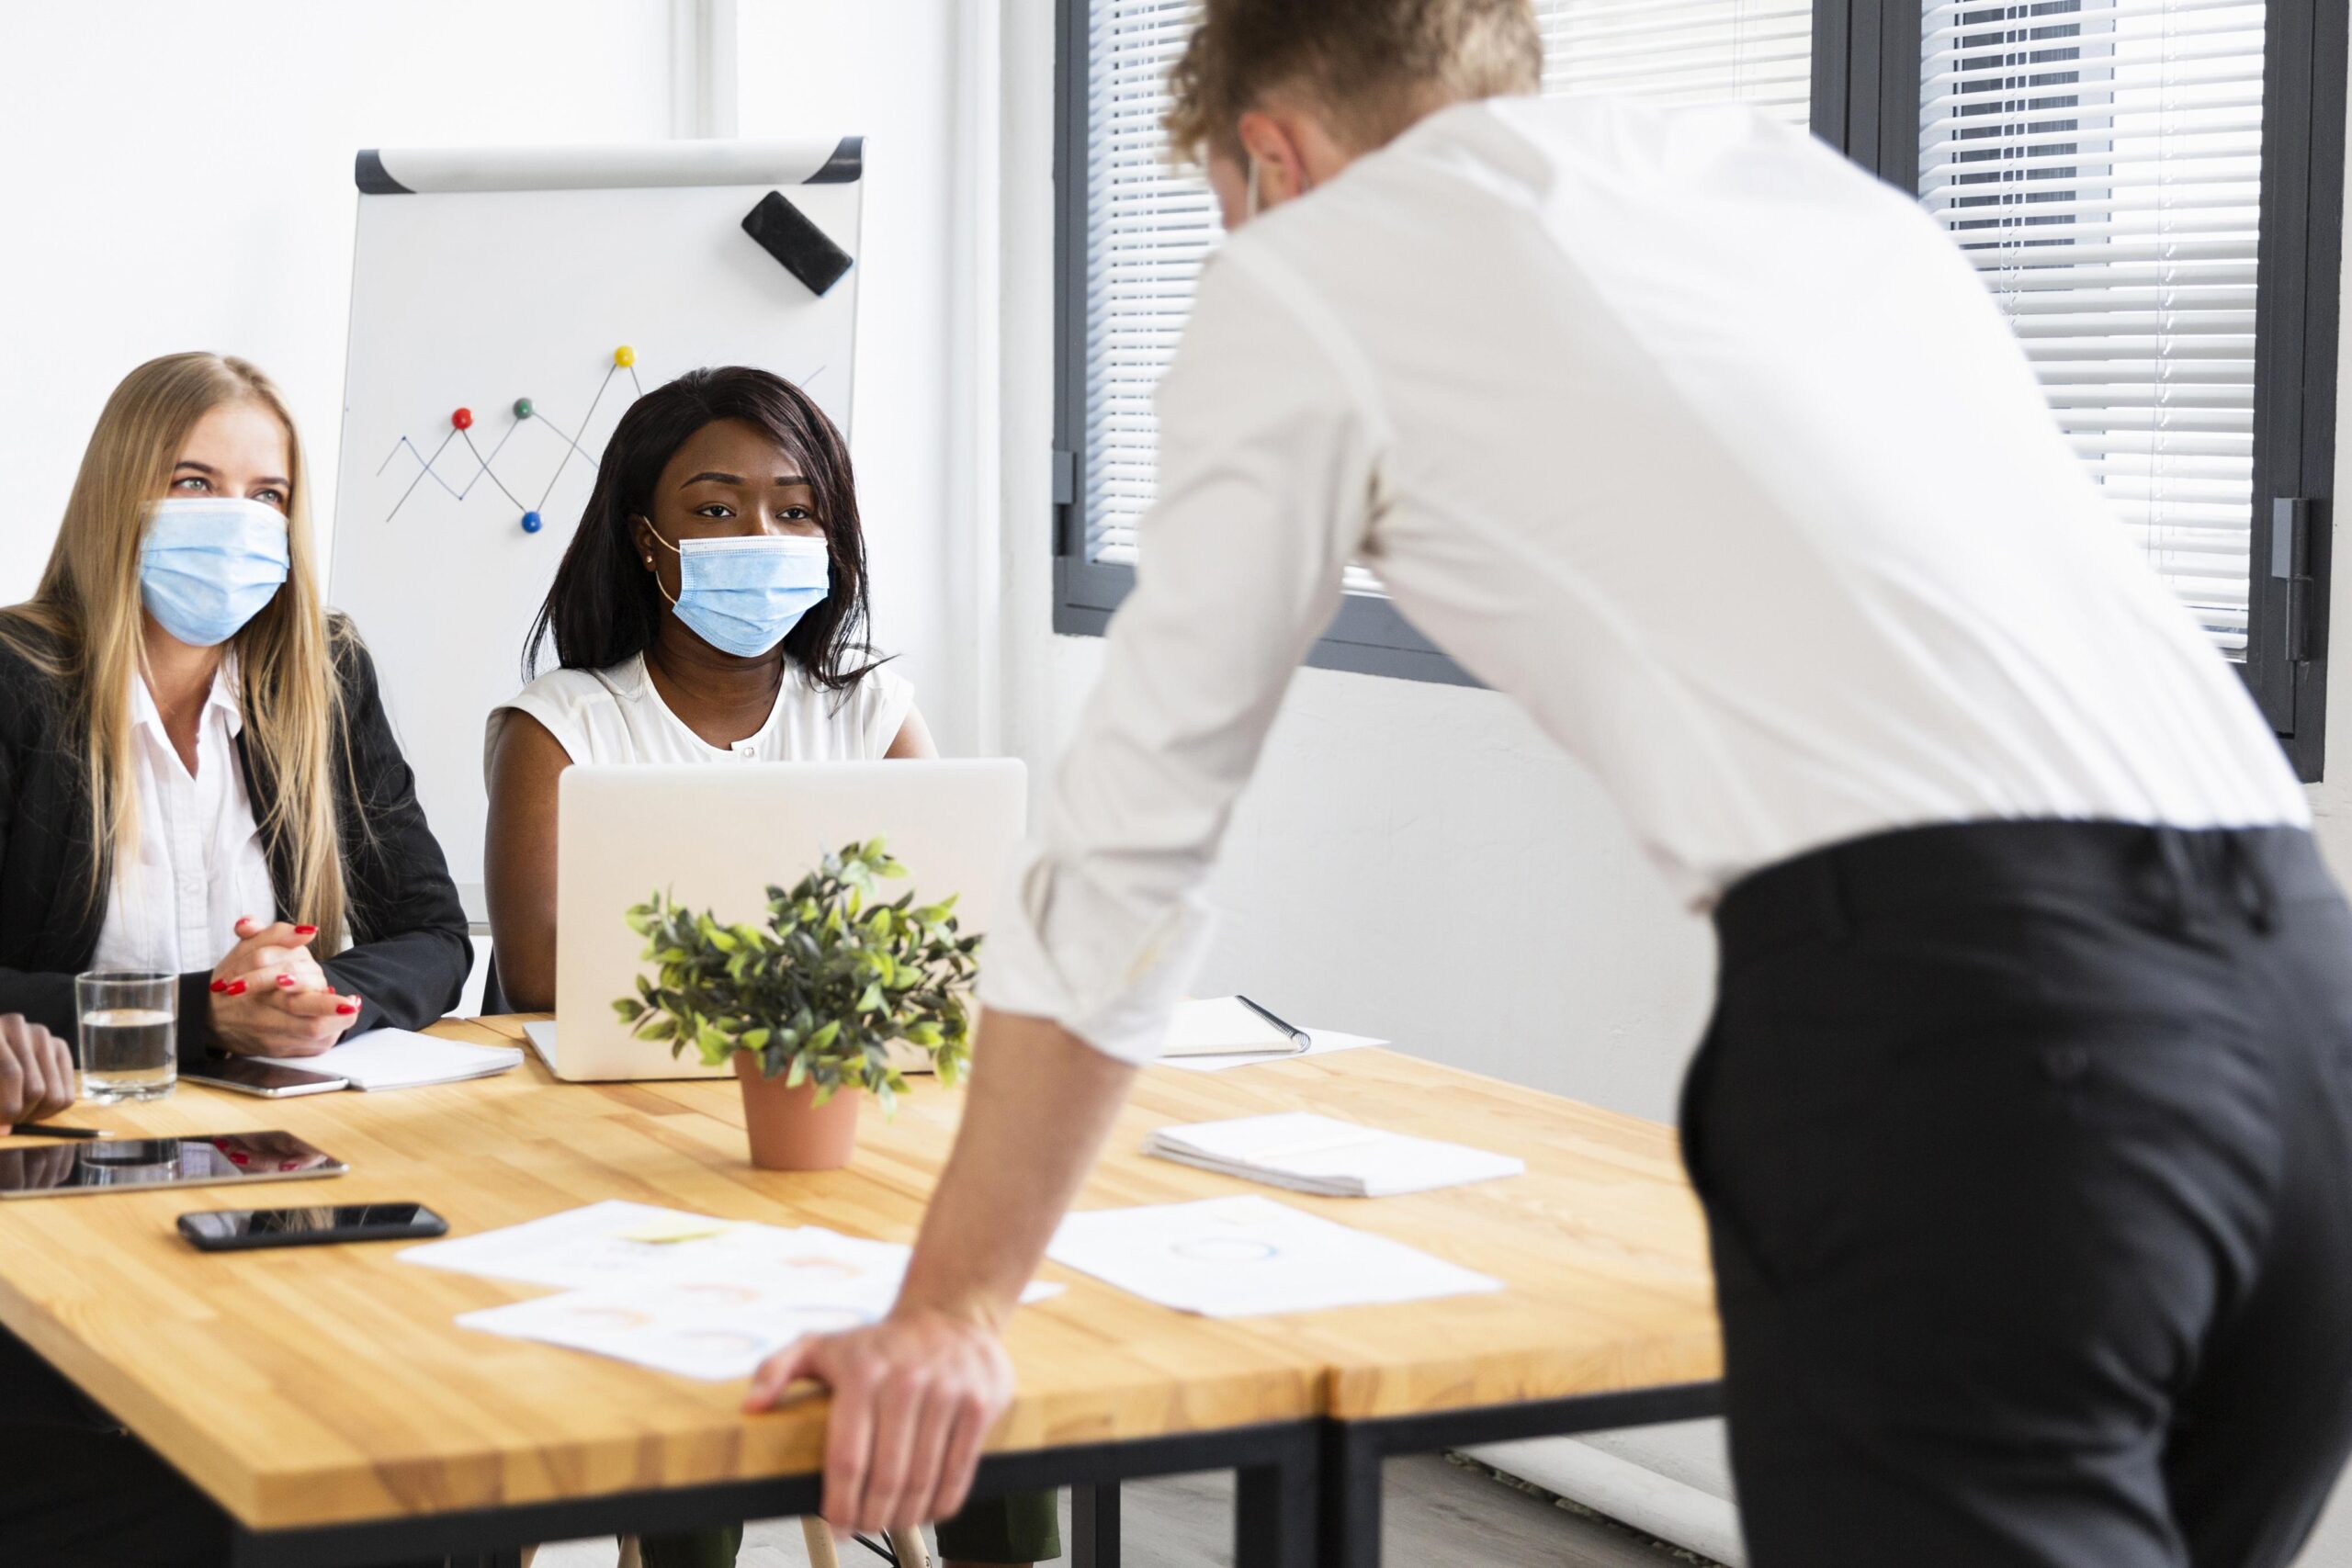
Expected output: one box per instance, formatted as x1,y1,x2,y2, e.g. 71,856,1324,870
786,1054,809,1089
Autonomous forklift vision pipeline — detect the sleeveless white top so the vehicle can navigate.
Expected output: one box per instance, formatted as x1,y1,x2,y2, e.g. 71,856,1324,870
484,653,914,772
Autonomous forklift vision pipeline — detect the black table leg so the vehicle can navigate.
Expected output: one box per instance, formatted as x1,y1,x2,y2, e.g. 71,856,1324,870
1316,1423,1382,1568
1072,1481,1121,1568
1236,1424,1317,1568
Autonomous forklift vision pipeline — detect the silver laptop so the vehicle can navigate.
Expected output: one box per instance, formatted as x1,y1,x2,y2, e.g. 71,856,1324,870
543,760,1028,1081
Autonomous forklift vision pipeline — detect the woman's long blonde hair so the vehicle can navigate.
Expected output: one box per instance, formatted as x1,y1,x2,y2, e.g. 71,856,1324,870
0,353,350,949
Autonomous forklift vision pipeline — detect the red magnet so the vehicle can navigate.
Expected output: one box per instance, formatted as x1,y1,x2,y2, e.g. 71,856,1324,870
451,407,474,431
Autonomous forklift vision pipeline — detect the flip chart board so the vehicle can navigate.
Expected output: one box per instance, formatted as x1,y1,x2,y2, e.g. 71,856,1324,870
329,139,864,909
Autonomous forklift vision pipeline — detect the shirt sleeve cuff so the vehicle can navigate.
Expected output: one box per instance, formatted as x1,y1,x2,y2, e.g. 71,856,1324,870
978,851,1220,1066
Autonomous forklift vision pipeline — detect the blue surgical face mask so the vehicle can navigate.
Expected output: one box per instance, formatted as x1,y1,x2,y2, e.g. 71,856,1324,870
648,528,831,658
139,497,292,649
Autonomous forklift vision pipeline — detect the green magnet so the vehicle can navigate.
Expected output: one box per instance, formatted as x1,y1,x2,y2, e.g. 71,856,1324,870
514,398,534,419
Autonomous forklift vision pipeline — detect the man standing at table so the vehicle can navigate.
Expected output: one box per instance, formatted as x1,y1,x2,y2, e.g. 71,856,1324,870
748,2,2352,1562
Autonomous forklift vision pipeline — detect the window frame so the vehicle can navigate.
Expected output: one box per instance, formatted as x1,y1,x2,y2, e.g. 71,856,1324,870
1050,0,2345,779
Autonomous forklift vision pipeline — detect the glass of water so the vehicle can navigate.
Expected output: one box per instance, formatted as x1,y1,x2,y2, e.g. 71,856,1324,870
75,971,176,1103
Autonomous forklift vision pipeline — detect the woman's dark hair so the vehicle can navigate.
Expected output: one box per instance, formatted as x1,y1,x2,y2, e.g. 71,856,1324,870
524,366,878,691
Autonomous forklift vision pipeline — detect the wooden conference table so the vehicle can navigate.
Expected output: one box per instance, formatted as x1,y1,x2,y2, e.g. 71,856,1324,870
0,1017,1721,1568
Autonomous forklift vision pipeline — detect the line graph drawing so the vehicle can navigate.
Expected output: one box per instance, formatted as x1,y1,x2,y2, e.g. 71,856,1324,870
376,346,646,533
375,350,832,534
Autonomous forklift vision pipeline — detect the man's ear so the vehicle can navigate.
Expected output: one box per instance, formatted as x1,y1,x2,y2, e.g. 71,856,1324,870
1236,108,1311,206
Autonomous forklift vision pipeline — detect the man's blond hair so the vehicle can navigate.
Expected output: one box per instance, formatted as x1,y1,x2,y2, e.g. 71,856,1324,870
1166,0,1543,166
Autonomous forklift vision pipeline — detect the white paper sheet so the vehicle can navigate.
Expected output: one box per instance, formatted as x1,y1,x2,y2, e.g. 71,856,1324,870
1047,1194,1503,1317
418,1201,1060,1378
298,1029,522,1091
1144,1112,1524,1197
456,1278,889,1381
402,1201,740,1288
1158,1028,1385,1074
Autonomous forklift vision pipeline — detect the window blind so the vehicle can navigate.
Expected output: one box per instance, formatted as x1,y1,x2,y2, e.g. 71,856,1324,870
1078,0,1815,570
1919,0,2267,654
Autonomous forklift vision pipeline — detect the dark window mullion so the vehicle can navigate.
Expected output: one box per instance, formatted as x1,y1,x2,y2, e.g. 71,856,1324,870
2245,0,2345,775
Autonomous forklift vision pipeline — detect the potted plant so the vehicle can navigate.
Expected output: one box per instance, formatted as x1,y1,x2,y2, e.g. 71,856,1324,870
614,838,980,1171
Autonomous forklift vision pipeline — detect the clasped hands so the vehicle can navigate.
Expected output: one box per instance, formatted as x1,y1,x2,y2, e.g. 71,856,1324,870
209,916,363,1057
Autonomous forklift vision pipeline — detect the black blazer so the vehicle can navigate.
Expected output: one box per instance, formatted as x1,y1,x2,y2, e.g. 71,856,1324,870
0,624,472,1065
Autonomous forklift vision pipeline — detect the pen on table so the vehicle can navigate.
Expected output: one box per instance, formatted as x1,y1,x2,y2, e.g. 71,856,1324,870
4,1123,113,1140
1235,996,1312,1052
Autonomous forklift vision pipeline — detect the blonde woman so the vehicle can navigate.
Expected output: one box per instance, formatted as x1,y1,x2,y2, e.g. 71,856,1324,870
0,352,469,1559
0,350,470,1053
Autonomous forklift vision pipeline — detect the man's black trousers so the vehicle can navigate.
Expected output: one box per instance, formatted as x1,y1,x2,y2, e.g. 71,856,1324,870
1685,821,2352,1567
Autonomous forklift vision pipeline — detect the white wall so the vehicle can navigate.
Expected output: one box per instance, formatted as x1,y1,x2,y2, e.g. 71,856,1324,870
0,1,674,598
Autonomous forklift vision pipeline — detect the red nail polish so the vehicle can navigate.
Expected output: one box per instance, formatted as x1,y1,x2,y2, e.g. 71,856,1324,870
209,979,228,994
336,1003,357,1016
294,925,317,937
275,975,295,989
225,979,247,997
227,1151,248,1166
278,1160,297,1171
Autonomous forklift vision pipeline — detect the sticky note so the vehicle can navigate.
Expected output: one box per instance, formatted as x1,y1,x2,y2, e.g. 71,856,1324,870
615,1217,737,1245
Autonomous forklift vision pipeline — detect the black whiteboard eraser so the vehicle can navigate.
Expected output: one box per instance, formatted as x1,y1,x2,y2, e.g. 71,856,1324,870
742,191,853,297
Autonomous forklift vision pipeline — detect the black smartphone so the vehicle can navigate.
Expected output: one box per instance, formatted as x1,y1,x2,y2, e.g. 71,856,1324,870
177,1202,447,1251
182,1055,348,1098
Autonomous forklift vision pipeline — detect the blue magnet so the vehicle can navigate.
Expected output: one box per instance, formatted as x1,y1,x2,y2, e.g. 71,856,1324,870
521,511,543,534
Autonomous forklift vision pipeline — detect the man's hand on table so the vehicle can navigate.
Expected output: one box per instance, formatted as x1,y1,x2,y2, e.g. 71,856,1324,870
742,1010,1141,1534
745,1303,1014,1530
0,1013,75,1133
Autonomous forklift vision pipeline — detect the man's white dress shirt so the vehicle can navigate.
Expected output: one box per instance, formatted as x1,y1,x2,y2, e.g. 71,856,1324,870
92,661,277,976
983,95,2310,1065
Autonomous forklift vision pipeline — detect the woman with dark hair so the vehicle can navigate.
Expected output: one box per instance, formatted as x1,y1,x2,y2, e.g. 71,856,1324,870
482,367,1057,1568
484,365,928,1009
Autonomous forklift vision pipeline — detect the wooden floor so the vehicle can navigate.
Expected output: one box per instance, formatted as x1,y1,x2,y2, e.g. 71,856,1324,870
535,1455,1719,1567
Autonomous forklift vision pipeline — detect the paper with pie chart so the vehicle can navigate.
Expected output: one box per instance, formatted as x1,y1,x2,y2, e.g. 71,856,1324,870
456,1277,885,1381
1046,1194,1503,1318
411,1201,1058,1379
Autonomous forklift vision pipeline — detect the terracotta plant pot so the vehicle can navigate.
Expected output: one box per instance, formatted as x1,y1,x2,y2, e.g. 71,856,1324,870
734,1054,862,1171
